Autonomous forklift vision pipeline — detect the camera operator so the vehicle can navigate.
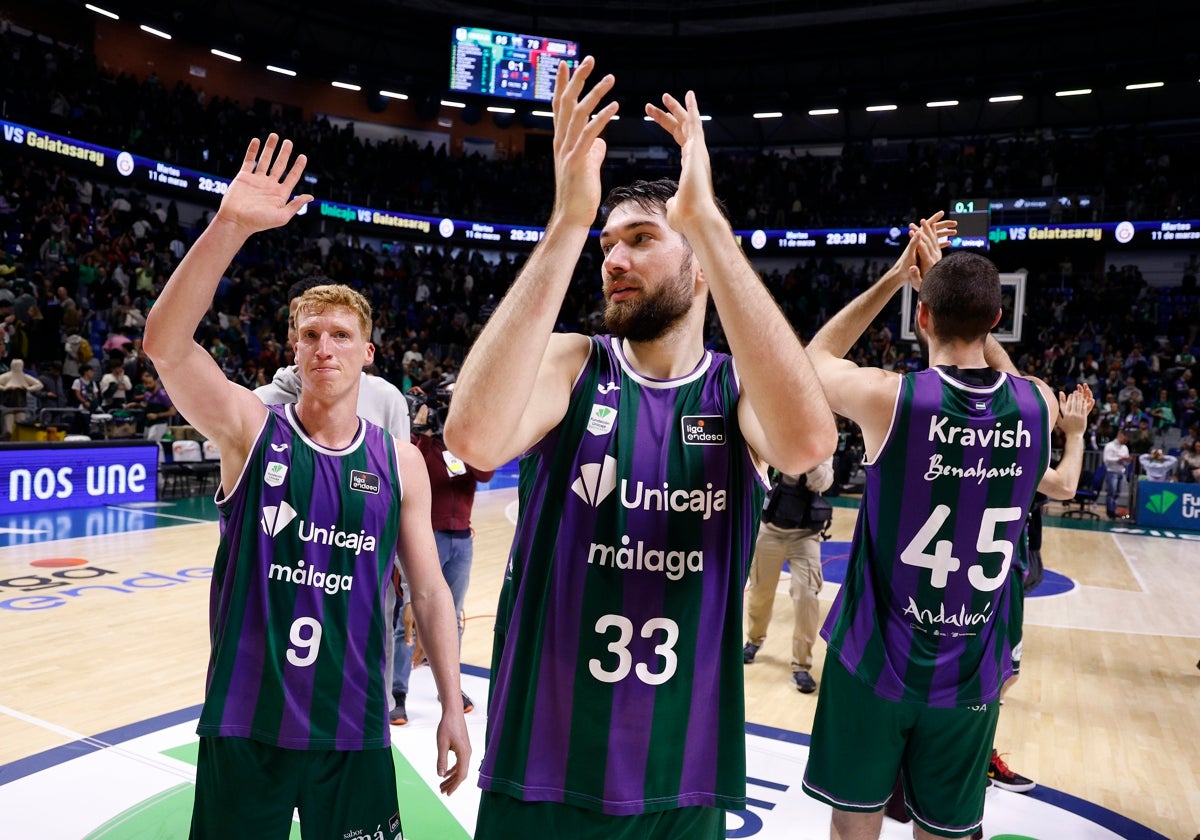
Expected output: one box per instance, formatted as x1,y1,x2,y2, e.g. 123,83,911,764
392,377,495,725
742,457,834,694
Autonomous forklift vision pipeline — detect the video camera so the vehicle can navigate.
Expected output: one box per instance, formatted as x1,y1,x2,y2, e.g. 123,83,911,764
407,375,455,435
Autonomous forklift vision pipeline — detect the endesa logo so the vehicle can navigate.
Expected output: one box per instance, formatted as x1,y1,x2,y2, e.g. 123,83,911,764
681,415,726,445
0,558,211,612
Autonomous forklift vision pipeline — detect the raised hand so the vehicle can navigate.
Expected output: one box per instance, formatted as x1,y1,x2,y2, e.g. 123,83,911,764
216,134,313,234
645,91,718,232
899,211,957,290
550,56,618,228
1057,382,1094,435
1075,382,1095,417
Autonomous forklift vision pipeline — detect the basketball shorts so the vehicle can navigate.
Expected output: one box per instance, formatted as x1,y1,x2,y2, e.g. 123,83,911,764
1009,568,1025,675
802,658,999,838
190,736,402,839
474,790,724,840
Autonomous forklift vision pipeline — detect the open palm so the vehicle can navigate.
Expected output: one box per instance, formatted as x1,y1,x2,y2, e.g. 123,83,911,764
646,91,716,231
217,134,313,234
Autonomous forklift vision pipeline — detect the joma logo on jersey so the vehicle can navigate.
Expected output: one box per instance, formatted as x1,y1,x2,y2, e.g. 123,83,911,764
260,500,379,556
681,415,726,445
927,416,1032,448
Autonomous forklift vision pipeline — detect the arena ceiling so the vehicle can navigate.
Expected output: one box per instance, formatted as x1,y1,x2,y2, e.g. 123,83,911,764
69,0,1200,145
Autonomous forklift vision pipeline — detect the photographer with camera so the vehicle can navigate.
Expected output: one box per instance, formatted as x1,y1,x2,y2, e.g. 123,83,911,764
392,375,495,725
742,457,834,694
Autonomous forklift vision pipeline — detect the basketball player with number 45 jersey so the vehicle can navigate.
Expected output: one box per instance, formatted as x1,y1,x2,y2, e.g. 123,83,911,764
802,219,1092,840
445,57,836,840
144,134,470,840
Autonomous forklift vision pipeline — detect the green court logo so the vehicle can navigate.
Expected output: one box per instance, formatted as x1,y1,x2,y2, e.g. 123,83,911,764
1146,490,1178,514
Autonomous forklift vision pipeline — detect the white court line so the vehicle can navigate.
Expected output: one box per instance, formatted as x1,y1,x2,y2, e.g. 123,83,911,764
105,505,214,525
0,704,196,781
1108,530,1149,593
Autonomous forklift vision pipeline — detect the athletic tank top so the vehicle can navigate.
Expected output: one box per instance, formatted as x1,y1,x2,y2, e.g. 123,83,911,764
480,335,767,814
198,403,402,749
822,367,1050,707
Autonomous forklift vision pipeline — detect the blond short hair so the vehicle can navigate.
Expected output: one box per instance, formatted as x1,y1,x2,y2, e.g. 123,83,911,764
293,284,373,341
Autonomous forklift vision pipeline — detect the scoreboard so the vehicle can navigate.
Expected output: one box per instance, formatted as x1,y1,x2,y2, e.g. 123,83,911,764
449,26,579,103
947,198,991,249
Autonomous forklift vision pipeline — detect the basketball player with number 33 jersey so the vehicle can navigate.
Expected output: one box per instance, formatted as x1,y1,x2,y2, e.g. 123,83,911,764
446,57,837,840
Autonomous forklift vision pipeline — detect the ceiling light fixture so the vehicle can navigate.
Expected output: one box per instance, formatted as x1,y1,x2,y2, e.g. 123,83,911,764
84,4,118,19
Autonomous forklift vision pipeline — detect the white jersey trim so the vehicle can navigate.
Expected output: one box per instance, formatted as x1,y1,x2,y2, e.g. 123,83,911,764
862,374,905,467
610,335,712,388
569,336,597,391
283,402,366,456
215,410,270,508
932,366,1009,394
728,356,770,488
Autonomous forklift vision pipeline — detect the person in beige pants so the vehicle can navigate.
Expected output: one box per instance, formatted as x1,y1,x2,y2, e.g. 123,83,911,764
743,457,833,693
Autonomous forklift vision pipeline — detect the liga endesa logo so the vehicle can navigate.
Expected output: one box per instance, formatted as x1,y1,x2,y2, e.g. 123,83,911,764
0,557,211,612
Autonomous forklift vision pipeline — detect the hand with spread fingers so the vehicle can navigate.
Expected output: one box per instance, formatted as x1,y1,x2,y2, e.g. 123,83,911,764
645,91,720,233
216,133,313,234
550,56,618,228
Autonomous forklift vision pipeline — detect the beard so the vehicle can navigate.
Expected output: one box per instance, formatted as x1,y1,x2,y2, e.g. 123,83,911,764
603,258,693,342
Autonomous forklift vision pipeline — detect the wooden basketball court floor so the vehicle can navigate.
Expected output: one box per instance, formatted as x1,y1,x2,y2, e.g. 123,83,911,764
1,488,1197,838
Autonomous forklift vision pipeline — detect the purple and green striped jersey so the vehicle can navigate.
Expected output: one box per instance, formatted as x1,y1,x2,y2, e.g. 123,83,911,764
822,367,1050,708
198,403,402,750
480,335,768,815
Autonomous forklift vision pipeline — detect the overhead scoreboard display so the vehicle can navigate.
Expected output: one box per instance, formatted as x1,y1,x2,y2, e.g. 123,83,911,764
449,26,579,102
7,118,1200,255
947,198,991,249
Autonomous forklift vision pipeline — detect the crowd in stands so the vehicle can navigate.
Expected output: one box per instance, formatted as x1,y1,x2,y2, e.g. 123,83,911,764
2,19,1198,230
2,16,1199,485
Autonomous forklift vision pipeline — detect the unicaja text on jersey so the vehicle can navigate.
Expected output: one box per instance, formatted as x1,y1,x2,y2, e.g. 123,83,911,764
619,479,727,521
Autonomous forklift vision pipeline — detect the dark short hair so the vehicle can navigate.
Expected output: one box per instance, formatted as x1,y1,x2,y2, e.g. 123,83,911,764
602,179,678,217
287,274,336,301
601,179,729,223
918,251,1001,343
